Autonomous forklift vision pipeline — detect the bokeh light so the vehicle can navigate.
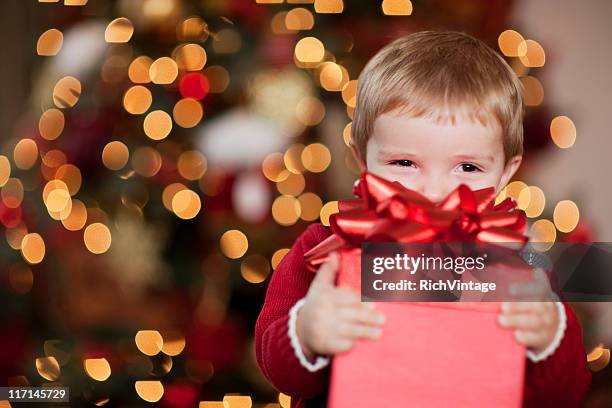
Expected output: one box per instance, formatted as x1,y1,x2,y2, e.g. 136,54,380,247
174,43,207,71
220,230,248,259
53,76,81,108
177,16,209,41
518,39,546,67
102,141,130,170
161,332,186,356
284,144,306,174
84,358,111,381
143,110,173,140
83,223,112,254
298,192,323,221
314,0,343,13
382,0,413,16
41,150,67,180
294,37,325,65
262,152,287,182
61,199,88,231
149,57,178,84
2,178,24,208
173,98,204,128
342,122,352,146
517,185,545,218
105,17,134,43
37,28,63,56
530,219,556,252
553,200,580,233
0,155,11,186
179,72,210,100
301,143,331,173
240,254,271,283
177,150,207,180
21,233,45,264
162,183,187,211
521,76,544,106
341,80,357,107
6,223,27,250
222,395,252,408
319,201,339,226
39,108,65,140
123,85,152,114
13,138,38,170
318,62,348,91
271,248,290,269
285,8,314,30
272,195,301,226
135,330,163,356
36,356,60,381
55,164,82,196
131,146,162,177
279,393,291,408
135,380,164,403
498,29,524,57
550,116,576,148
276,171,305,196
171,189,202,219
129,56,153,83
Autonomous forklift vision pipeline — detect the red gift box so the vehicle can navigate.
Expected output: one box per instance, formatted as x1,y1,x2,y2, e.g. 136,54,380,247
304,172,531,408
328,250,527,408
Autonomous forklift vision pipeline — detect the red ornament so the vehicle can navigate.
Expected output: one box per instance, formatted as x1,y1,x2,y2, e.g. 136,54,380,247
179,73,209,100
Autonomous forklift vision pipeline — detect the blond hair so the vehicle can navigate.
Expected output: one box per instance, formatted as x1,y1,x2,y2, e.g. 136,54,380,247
351,31,524,163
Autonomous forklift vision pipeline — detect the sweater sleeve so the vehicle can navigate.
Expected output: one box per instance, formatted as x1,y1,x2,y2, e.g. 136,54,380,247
255,223,332,399
522,302,591,408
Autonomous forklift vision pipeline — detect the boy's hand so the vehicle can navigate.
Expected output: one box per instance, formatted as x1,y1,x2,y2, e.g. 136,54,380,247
296,251,386,359
497,268,559,355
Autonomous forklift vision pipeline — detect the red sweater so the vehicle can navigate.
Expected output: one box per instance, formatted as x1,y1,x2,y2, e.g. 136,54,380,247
255,223,591,408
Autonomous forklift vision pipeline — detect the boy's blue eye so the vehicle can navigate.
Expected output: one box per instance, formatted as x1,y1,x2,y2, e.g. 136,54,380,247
390,160,415,167
460,163,481,172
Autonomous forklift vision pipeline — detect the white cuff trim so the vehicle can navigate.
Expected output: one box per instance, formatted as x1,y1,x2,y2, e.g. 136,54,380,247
288,298,330,372
526,301,567,363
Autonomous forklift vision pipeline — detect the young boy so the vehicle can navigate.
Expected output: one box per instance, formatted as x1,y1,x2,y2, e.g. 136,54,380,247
255,31,591,407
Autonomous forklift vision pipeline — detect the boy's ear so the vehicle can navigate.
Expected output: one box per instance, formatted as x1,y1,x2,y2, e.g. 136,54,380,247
349,143,367,172
498,155,522,191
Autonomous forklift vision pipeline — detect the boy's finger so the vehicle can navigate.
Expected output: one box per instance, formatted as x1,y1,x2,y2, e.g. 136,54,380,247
514,330,544,347
501,301,545,313
498,312,542,330
338,306,386,326
312,251,340,287
509,281,547,301
340,322,383,340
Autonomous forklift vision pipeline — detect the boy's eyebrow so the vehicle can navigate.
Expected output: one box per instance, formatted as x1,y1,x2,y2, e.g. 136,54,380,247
376,150,418,159
452,154,495,163
377,150,495,163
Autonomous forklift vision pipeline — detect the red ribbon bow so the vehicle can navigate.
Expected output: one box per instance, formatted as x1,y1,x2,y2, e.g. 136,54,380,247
304,171,527,271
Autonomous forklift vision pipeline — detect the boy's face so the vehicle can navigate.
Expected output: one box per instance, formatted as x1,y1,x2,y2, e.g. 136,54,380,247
364,107,522,204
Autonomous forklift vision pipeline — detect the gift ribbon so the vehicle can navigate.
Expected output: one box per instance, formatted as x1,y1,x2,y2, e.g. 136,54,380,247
304,171,527,271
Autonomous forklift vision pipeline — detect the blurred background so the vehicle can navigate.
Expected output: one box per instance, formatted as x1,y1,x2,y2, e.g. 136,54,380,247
0,0,611,406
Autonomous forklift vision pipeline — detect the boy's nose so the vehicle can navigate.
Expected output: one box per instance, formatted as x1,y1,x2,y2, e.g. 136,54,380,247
418,183,448,205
